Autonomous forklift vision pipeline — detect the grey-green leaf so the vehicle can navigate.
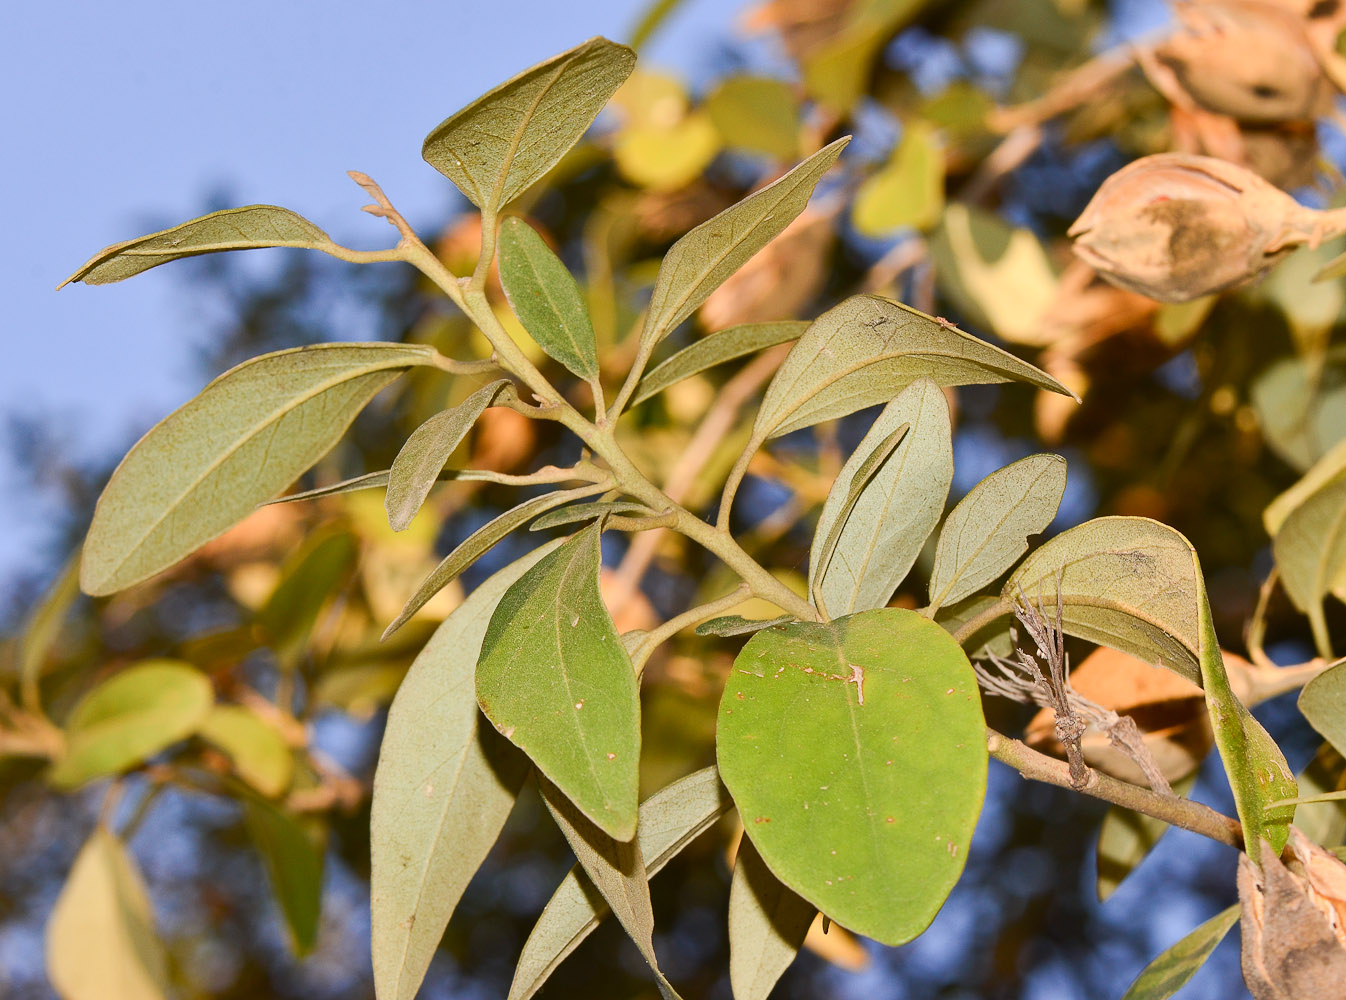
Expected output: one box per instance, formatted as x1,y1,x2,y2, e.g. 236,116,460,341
60,205,332,287
385,380,513,531
540,778,681,1000
640,139,849,349
382,484,607,639
266,467,524,505
810,379,951,618
1294,743,1346,847
632,321,807,407
46,827,169,1000
422,37,635,211
476,524,641,839
371,544,556,1000
242,795,325,956
928,454,1067,613
81,342,435,596
508,767,731,1000
729,837,815,1000
499,218,600,382
934,595,1015,660
753,294,1071,441
1270,455,1346,654
1119,905,1239,1000
530,500,653,531
19,553,80,714
1300,662,1346,758
1003,516,1203,684
695,615,795,637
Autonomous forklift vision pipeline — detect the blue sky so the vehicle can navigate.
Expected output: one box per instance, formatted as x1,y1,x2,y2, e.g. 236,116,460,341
1,0,734,579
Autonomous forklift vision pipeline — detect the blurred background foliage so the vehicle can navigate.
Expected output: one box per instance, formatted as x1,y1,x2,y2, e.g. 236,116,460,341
5,0,1346,997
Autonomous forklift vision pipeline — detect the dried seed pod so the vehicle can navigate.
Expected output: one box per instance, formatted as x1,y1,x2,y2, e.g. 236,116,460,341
1156,1,1332,123
1069,153,1329,302
1239,837,1346,999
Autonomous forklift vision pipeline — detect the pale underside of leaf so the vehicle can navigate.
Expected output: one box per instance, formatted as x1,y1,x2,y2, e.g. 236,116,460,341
382,484,608,640
507,767,731,1000
1301,663,1346,759
641,139,849,349
265,467,530,505
754,293,1072,442
540,778,681,1000
928,454,1067,612
371,543,557,1000
729,836,815,1000
81,343,435,596
809,378,951,618
476,524,641,839
632,321,807,406
529,500,653,531
60,204,333,287
385,380,513,531
421,37,636,211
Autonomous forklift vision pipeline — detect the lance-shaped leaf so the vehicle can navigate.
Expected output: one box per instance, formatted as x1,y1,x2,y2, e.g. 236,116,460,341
46,827,169,1000
810,378,951,618
267,467,524,505
729,836,815,1000
385,380,513,531
499,218,600,382
19,553,80,713
257,528,358,670
1301,663,1346,758
640,139,848,349
753,294,1070,442
422,37,635,211
81,342,435,596
242,795,325,955
382,484,607,639
51,660,213,788
529,500,653,531
1003,517,1204,684
632,321,807,406
60,205,333,287
371,544,555,1000
695,615,795,638
508,767,731,1000
1119,904,1240,1000
540,779,681,1000
1096,774,1197,902
477,524,641,839
199,706,294,798
717,609,986,945
928,454,1067,613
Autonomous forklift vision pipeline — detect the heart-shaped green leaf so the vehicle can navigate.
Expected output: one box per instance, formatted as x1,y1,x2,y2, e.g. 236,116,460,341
81,342,435,595
717,608,986,945
477,523,641,839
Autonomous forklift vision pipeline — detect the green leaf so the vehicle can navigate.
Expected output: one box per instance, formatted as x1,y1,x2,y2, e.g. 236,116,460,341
1300,663,1346,757
752,294,1071,442
81,342,435,596
199,705,294,798
810,378,951,618
695,615,795,638
371,544,555,1000
1096,774,1197,902
1294,743,1346,847
422,37,635,211
539,778,681,1000
934,595,1015,660
242,795,325,955
507,767,731,1000
256,528,358,669
928,454,1067,613
632,321,806,407
704,77,799,160
1119,905,1239,1000
640,139,849,349
19,553,80,714
717,608,986,945
1269,451,1346,654
60,205,332,287
382,484,607,639
499,218,600,382
729,836,815,1000
266,467,518,505
51,660,213,788
385,380,513,532
852,121,944,236
46,827,169,1000
802,0,931,114
1003,517,1204,684
529,500,653,531
1250,346,1346,473
1265,439,1346,536
477,524,641,839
